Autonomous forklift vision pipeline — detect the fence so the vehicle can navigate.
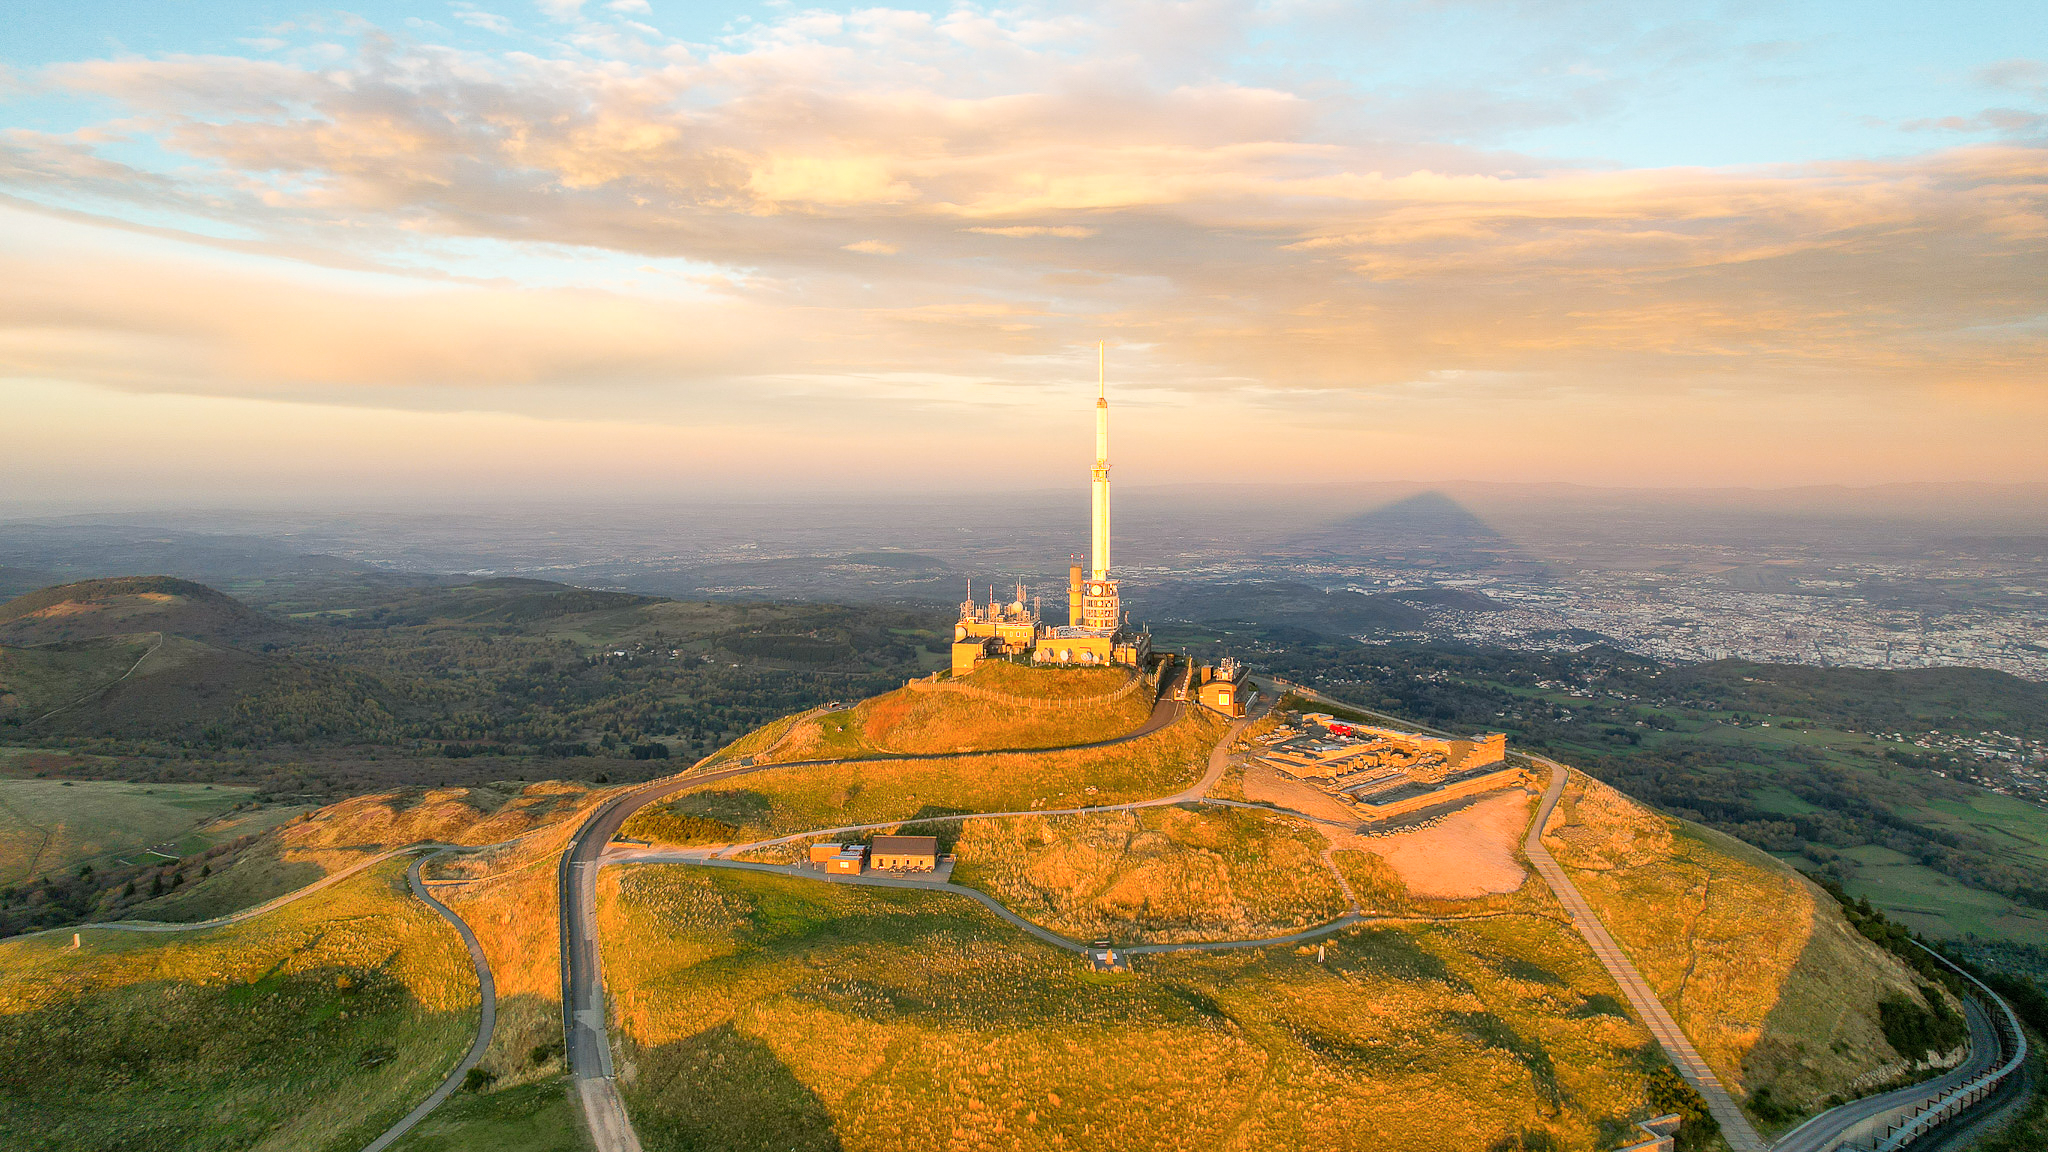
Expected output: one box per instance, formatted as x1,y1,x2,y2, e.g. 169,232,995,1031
1829,942,2029,1152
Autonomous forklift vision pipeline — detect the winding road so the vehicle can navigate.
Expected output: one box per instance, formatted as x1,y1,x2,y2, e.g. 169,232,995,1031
361,850,499,1152
1770,996,1998,1152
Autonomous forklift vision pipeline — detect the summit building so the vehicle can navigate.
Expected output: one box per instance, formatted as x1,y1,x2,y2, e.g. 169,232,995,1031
950,347,1151,674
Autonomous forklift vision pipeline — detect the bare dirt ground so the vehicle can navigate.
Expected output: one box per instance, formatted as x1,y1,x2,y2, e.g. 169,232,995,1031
1240,760,1358,825
1334,790,1535,899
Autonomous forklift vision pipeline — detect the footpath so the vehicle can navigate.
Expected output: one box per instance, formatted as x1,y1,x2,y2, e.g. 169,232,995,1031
1523,759,1767,1152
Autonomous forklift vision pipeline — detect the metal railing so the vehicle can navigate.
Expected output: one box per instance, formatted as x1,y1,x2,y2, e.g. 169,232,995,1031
1840,942,2028,1152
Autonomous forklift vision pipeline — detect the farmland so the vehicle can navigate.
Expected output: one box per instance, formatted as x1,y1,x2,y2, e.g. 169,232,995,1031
0,777,288,884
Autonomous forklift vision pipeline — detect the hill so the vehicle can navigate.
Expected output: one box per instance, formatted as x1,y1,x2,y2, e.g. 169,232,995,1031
0,575,294,649
746,662,1160,763
594,688,1957,1146
0,857,480,1152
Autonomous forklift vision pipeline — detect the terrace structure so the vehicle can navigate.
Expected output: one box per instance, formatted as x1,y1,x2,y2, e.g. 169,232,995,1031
1257,715,1527,822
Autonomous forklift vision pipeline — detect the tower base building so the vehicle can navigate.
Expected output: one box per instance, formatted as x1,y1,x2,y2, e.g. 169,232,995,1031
951,349,1152,678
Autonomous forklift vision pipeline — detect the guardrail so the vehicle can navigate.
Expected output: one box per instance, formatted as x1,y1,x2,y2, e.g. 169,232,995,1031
1835,943,2028,1152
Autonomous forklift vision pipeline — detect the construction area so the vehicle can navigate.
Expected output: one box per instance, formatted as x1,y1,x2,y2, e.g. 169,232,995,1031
1252,712,1533,823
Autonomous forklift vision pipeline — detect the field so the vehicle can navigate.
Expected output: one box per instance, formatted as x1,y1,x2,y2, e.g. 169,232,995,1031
646,707,1226,843
1831,844,2048,940
0,860,479,1152
951,804,1349,943
597,865,1665,1152
1540,771,1925,1129
0,778,296,884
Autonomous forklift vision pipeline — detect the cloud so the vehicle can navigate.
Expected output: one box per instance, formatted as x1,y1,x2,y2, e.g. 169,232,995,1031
0,3,2044,488
966,225,1099,238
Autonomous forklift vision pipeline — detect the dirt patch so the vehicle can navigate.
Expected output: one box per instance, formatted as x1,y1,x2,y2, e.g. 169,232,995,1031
1333,790,1534,900
1240,760,1358,825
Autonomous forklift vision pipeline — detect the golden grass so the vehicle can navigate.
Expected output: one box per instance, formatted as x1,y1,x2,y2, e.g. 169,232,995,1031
1542,770,1924,1123
431,817,584,1089
145,781,605,923
668,708,1226,840
0,860,479,1151
597,864,1662,1152
701,708,816,767
951,805,1348,943
761,664,1153,762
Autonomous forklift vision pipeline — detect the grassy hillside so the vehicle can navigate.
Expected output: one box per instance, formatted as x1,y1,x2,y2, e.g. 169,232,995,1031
0,859,478,1152
1,780,604,940
0,634,157,719
598,865,1661,1152
951,805,1348,944
653,707,1227,845
750,664,1156,763
420,815,587,1094
385,1081,584,1152
856,663,1154,756
0,575,293,648
1540,770,1930,1131
140,782,606,925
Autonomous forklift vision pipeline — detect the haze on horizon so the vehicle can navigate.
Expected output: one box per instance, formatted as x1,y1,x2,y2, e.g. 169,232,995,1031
3,0,2045,506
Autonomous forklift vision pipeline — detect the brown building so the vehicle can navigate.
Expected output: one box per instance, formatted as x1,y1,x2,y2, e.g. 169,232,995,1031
808,842,846,865
825,846,867,875
1196,658,1253,717
870,834,939,872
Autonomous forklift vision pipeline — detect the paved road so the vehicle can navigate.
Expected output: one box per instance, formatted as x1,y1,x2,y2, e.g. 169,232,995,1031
1522,760,1768,1152
1906,1049,2036,1152
360,850,499,1152
1771,994,2000,1152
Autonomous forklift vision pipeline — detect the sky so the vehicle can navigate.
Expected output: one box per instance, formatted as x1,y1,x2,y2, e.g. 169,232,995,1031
2,0,2044,506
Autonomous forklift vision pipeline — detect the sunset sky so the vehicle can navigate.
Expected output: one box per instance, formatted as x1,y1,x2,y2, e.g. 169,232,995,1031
4,1,2044,505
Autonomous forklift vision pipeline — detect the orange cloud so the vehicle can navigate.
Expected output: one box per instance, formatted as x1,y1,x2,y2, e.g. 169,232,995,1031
0,10,2043,491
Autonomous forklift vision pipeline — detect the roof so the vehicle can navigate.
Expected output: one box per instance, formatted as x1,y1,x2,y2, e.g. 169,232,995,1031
870,834,939,855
